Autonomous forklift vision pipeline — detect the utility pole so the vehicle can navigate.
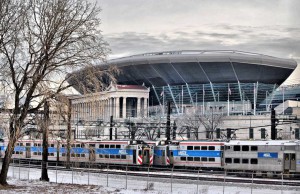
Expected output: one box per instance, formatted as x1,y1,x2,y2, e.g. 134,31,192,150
166,101,171,141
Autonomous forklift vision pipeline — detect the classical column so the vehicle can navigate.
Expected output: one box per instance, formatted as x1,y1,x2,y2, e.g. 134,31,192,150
122,97,127,118
137,97,141,118
115,97,120,118
143,97,147,117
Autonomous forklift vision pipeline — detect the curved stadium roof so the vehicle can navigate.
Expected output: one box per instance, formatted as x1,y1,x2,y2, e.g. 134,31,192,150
102,50,296,86
70,50,297,93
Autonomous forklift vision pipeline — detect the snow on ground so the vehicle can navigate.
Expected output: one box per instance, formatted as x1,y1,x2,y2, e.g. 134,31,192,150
1,164,300,194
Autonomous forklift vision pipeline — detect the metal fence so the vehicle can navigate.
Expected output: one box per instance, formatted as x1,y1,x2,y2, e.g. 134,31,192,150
4,159,300,194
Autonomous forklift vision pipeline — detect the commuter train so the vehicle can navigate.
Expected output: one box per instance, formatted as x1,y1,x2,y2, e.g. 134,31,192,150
1,138,300,174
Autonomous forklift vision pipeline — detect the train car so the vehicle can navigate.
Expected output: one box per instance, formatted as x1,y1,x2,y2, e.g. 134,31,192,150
171,140,224,169
0,138,4,158
59,140,89,162
223,140,300,175
94,140,154,166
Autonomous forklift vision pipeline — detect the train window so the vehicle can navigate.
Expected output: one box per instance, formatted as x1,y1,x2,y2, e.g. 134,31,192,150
89,144,95,148
76,154,80,157
33,152,37,155
121,155,126,159
194,157,200,161
251,146,258,151
233,146,240,151
76,144,81,148
116,145,121,149
71,153,75,157
233,158,240,163
116,155,121,159
225,146,230,150
20,152,23,155
209,158,215,162
99,144,104,148
105,145,109,148
242,159,249,164
26,143,31,146
225,158,232,163
201,157,207,161
187,157,193,161
187,146,193,150
221,146,224,150
105,155,109,158
81,154,85,157
181,157,186,161
138,150,142,155
194,146,200,150
170,151,174,156
62,153,66,157
62,144,65,147
50,144,54,147
250,158,258,164
99,154,103,158
201,146,207,150
110,155,116,159
110,145,116,148
19,143,23,146
242,146,249,151
34,143,37,147
208,146,215,150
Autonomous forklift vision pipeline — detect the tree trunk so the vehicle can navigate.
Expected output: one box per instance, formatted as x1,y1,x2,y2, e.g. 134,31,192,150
0,125,19,185
41,101,50,181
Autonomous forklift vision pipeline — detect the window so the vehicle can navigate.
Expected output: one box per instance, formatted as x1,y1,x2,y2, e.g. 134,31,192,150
225,158,232,163
242,146,249,151
194,146,200,150
50,144,54,147
81,154,85,157
225,146,230,150
89,144,95,148
76,144,81,148
110,155,116,159
194,157,200,161
110,145,116,148
62,153,66,157
62,144,65,148
208,146,215,150
201,157,207,161
251,146,258,151
116,155,121,159
99,154,103,158
233,146,240,151
187,157,193,161
242,159,249,164
116,145,121,149
105,145,109,148
76,154,80,157
99,144,104,148
121,155,126,159
233,158,240,163
187,146,193,150
209,158,215,162
71,153,75,157
201,146,207,150
181,157,186,161
105,155,109,158
250,158,258,164
71,144,75,148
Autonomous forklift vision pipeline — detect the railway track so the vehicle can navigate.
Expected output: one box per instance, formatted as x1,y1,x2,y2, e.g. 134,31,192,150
7,159,300,187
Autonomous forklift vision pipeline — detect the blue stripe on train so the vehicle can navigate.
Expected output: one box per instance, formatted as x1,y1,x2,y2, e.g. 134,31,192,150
95,149,133,155
60,147,89,154
154,150,164,156
173,150,221,157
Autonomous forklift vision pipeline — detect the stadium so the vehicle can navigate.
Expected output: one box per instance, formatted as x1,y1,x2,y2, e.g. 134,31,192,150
70,50,297,117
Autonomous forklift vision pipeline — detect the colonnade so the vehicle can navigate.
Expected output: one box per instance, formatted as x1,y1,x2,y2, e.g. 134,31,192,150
72,96,149,122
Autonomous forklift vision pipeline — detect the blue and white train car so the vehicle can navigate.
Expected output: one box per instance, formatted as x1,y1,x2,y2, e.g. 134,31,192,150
93,140,154,166
171,141,224,169
224,140,300,174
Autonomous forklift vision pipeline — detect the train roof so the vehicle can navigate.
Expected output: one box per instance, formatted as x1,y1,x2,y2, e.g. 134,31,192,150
225,140,300,146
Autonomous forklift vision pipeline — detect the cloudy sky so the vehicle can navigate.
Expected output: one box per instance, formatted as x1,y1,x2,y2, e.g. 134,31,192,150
97,0,300,85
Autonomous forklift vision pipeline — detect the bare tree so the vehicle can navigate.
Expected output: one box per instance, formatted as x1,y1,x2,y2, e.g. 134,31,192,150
0,0,116,185
177,106,225,140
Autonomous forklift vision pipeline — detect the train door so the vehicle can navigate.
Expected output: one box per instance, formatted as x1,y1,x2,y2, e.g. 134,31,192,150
25,143,31,158
133,149,137,164
284,153,296,171
143,148,150,165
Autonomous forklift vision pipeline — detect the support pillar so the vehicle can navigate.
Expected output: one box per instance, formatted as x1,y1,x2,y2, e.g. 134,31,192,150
137,97,141,118
115,97,120,118
122,97,127,119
